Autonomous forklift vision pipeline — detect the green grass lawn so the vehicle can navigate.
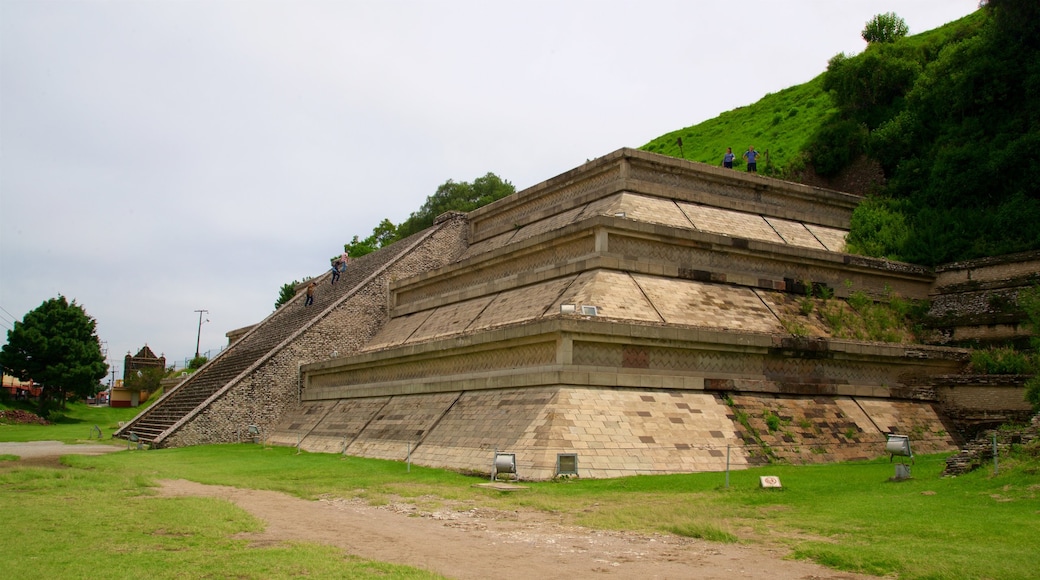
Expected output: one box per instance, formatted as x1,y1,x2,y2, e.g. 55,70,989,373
3,403,1039,579
0,400,147,444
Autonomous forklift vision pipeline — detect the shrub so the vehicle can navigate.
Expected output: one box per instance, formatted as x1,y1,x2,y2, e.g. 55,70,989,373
765,411,782,432
1026,375,1040,412
845,197,911,260
969,347,1036,375
807,118,867,177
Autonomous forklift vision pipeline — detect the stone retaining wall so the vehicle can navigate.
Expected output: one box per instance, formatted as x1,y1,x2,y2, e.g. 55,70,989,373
928,249,1040,347
943,414,1039,476
272,384,959,480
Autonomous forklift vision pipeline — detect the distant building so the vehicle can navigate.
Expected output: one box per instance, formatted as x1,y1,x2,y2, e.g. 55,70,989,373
1,373,42,399
111,345,165,408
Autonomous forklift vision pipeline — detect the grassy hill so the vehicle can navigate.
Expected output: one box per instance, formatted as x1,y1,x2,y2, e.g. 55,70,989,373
641,77,834,178
641,2,1040,267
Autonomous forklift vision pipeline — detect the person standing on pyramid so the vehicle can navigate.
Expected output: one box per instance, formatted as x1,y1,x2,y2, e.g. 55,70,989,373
743,146,760,172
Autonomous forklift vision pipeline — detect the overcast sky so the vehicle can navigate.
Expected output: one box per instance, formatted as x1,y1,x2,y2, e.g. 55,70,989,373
1,0,980,380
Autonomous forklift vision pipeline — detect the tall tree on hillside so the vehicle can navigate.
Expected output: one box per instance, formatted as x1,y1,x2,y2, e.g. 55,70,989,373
342,172,515,259
862,12,909,44
0,296,108,417
395,173,515,239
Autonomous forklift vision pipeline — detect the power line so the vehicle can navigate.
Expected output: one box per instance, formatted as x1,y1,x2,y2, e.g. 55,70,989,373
0,304,19,322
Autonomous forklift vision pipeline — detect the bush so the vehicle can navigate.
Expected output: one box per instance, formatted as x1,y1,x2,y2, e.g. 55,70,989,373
845,197,911,259
808,118,868,177
970,347,1037,375
1025,375,1040,412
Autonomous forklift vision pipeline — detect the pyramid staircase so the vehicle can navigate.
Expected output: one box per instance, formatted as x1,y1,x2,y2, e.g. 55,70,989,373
113,224,454,446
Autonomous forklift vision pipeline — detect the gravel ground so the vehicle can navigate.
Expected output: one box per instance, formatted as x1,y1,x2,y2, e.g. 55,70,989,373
0,440,125,459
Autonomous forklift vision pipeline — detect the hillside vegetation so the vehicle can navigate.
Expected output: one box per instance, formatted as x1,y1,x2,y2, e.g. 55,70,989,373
643,0,1040,267
643,78,835,177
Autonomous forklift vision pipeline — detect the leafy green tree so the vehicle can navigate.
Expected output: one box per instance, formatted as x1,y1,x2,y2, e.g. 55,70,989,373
123,366,164,393
343,218,399,258
187,355,207,370
862,12,909,44
821,46,922,128
0,296,108,417
343,172,514,259
811,1,1040,264
274,280,300,310
395,173,515,239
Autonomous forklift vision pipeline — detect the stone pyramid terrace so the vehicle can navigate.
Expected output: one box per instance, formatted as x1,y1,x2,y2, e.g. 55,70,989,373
118,148,981,479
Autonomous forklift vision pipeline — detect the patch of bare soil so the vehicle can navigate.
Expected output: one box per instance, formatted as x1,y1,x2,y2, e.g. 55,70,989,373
791,155,885,196
157,479,880,580
0,440,124,470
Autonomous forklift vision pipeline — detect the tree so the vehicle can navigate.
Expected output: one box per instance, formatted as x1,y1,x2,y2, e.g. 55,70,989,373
343,218,399,258
395,172,515,239
274,280,300,310
862,12,909,44
123,365,164,394
0,296,108,417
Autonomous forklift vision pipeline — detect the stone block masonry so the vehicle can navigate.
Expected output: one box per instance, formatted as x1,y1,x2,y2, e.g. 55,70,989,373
119,148,1035,480
126,214,470,448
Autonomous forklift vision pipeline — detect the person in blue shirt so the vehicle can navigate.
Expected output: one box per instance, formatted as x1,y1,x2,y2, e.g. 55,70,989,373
723,147,736,168
743,146,759,172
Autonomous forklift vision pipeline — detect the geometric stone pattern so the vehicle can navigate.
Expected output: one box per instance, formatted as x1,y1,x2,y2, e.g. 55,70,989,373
552,270,662,323
381,271,821,352
271,385,960,480
300,397,393,454
513,388,745,479
804,223,848,253
412,387,560,474
605,234,895,300
306,341,557,392
267,401,337,448
344,392,462,461
342,386,754,479
564,338,918,388
725,394,958,465
626,158,856,229
508,206,586,247
140,147,986,485
679,202,786,244
633,274,784,332
469,276,578,331
470,164,621,243
764,216,827,250
363,310,433,351
396,235,596,309
407,295,495,342
851,398,959,454
459,229,516,261
583,192,695,230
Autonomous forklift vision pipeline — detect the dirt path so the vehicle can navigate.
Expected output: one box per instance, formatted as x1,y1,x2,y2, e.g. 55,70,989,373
157,479,878,580
0,440,123,468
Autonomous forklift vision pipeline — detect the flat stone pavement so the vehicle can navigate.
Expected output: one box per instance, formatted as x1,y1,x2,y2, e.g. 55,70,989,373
0,440,125,458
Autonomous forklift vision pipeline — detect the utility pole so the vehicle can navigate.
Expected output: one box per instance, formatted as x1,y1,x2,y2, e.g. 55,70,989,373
194,309,209,359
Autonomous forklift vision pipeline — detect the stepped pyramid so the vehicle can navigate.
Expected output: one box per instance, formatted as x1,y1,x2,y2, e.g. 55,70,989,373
117,148,969,479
